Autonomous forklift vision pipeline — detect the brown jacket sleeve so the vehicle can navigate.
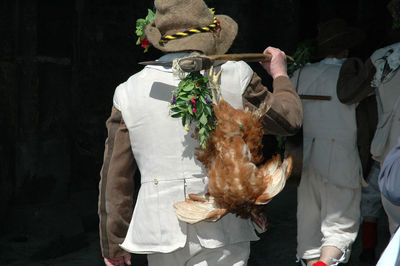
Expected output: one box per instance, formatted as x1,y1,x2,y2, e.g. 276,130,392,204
337,57,376,104
243,73,302,136
98,106,137,258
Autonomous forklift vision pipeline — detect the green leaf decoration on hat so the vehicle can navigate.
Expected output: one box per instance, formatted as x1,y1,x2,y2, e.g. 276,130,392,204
287,39,316,77
135,9,155,53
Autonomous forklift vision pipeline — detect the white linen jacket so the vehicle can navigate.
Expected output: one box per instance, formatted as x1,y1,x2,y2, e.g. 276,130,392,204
291,58,362,188
98,53,302,258
370,43,400,164
115,53,259,254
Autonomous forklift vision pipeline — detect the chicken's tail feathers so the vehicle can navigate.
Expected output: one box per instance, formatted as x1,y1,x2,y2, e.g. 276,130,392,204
254,155,293,205
284,155,293,180
173,194,228,224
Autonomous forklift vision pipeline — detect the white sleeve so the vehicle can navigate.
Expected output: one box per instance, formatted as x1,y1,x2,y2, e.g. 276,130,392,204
237,60,254,95
220,61,254,109
113,82,127,112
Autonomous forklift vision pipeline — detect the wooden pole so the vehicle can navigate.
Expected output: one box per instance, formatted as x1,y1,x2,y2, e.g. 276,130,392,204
299,95,331,101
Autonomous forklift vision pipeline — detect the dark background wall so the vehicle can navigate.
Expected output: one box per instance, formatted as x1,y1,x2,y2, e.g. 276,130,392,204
0,0,393,264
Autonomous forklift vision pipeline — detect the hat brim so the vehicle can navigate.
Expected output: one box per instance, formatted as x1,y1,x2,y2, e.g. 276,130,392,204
145,15,238,55
315,28,365,58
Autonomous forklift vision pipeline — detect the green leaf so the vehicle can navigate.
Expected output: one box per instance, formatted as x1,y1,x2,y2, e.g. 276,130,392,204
188,105,193,115
171,113,182,118
199,113,207,125
176,100,187,105
200,95,207,104
197,101,203,114
170,107,181,113
146,9,155,22
182,83,195,91
182,115,186,127
205,106,212,116
178,91,187,96
200,142,206,149
198,127,205,135
182,94,194,100
177,94,187,99
136,18,146,26
179,80,189,88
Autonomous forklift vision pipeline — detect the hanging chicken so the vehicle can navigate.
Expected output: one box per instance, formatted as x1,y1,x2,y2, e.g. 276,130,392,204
173,67,293,231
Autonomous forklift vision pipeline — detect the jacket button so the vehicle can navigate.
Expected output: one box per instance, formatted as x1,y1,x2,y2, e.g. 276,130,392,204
331,138,335,142
154,178,159,185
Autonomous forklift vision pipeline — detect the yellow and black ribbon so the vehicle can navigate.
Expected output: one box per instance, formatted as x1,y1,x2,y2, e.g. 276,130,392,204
159,17,220,46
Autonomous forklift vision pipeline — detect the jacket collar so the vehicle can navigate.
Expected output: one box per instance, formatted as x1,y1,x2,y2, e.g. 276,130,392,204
371,42,400,87
320,57,346,65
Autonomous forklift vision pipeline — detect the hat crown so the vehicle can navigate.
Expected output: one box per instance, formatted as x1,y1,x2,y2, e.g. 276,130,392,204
317,19,350,45
315,18,364,58
145,0,238,55
154,0,214,36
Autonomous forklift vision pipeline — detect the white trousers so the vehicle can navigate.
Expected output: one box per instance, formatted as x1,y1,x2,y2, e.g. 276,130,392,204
147,225,250,266
297,167,361,261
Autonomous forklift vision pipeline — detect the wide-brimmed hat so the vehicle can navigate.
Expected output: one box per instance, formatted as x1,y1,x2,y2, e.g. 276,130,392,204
315,18,365,58
145,0,238,55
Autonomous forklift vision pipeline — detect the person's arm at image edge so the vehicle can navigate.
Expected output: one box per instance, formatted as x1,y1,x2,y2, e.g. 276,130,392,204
99,106,136,266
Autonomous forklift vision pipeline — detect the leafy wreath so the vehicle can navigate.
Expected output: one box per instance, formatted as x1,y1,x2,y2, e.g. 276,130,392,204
169,71,216,149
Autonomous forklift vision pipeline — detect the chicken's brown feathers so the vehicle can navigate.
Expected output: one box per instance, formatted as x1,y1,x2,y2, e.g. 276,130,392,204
178,99,292,225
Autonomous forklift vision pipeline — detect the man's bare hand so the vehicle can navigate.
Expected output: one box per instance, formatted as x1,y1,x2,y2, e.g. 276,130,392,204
104,254,131,266
260,46,289,79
